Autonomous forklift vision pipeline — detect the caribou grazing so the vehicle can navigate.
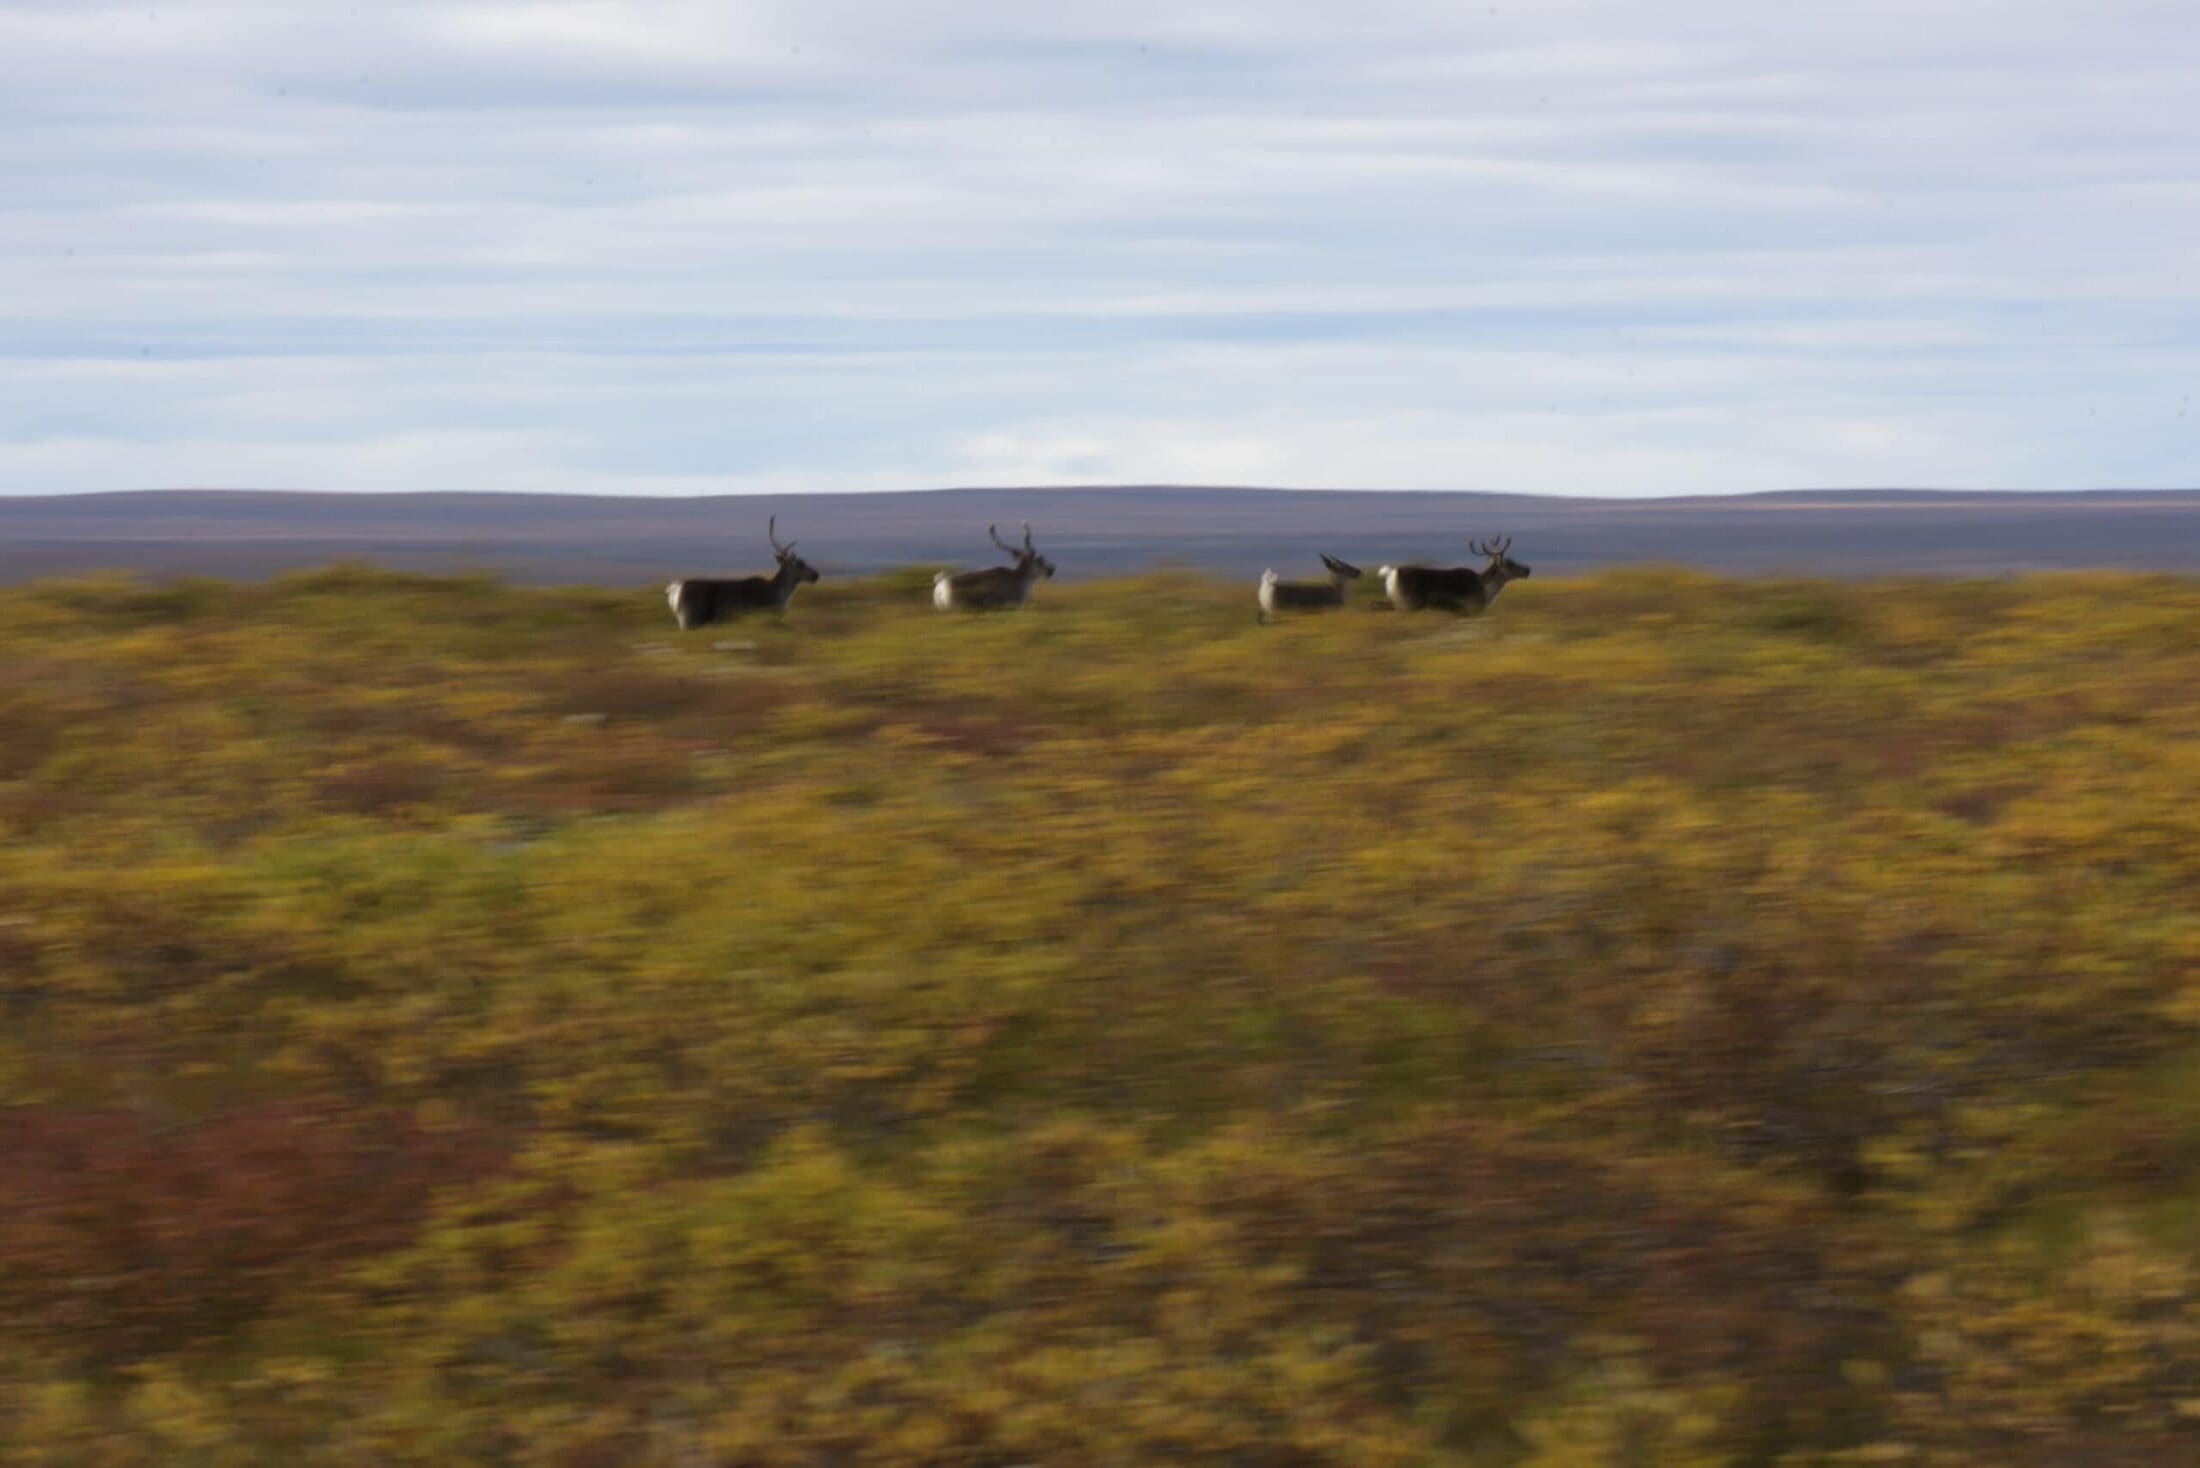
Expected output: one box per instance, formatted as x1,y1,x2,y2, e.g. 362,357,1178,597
665,518,820,630
1378,537,1531,613
933,523,1056,611
1258,554,1361,622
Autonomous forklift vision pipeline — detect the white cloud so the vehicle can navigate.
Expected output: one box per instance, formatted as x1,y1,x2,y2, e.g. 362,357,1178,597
420,2,787,66
3,0,2198,496
942,405,1988,497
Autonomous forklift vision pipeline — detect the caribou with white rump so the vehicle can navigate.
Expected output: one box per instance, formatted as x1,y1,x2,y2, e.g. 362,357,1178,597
1258,554,1362,622
933,522,1056,611
665,518,820,630
1378,537,1530,613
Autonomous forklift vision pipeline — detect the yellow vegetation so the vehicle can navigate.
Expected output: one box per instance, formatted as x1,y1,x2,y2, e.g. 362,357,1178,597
3,565,2200,1463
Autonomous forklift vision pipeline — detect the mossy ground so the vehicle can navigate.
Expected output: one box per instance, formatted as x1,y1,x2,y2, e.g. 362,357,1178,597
5,566,2200,1463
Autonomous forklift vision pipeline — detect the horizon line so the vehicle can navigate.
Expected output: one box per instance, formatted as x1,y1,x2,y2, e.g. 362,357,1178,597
12,483,2200,505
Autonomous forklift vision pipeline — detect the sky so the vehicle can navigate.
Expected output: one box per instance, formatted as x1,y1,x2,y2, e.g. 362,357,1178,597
3,1,2197,497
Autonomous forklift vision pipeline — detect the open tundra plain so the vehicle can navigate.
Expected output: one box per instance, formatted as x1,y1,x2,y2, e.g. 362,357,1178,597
5,564,2200,1460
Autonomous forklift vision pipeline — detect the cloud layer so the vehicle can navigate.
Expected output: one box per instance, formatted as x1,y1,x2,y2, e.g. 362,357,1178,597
5,0,2196,495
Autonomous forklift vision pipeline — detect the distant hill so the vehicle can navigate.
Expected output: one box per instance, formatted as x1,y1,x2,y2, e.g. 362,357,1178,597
3,486,2198,584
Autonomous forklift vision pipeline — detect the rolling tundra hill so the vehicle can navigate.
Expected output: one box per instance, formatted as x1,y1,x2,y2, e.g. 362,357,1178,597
2,485,2198,584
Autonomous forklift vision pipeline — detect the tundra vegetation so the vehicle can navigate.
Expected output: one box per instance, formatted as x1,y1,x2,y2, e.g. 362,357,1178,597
4,564,2200,1464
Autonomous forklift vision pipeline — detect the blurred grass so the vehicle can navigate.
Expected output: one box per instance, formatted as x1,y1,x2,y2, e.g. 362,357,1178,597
4,565,2200,1463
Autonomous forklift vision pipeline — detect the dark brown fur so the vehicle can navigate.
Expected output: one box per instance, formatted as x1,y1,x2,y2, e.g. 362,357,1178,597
1380,538,1531,613
666,518,819,630
1259,554,1361,622
935,523,1056,611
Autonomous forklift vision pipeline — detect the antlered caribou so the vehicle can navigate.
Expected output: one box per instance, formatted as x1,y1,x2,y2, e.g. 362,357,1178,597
1378,537,1530,613
1257,554,1362,622
665,518,821,629
933,523,1056,611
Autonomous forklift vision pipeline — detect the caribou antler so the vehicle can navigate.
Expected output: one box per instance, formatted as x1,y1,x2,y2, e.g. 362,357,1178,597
989,523,1020,559
769,516,792,555
1021,521,1036,554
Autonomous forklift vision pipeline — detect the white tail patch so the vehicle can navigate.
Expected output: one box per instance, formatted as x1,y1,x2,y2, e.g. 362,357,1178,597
932,572,953,611
1379,566,1402,604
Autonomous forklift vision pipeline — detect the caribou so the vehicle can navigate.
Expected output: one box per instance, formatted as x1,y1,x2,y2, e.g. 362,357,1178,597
933,522,1055,611
1257,554,1362,623
665,518,820,630
1377,537,1531,613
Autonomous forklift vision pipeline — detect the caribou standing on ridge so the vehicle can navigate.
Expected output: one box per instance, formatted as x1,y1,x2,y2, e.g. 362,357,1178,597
665,518,820,630
1257,554,1362,623
1378,537,1531,613
933,523,1055,611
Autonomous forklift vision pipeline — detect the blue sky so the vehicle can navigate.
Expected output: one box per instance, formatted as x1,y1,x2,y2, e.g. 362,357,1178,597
3,0,2196,496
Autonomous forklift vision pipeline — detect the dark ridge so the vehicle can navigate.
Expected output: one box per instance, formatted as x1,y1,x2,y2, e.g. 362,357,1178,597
3,486,2198,584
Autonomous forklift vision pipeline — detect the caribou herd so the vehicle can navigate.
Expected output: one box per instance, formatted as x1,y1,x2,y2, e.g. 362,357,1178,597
666,521,1529,629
